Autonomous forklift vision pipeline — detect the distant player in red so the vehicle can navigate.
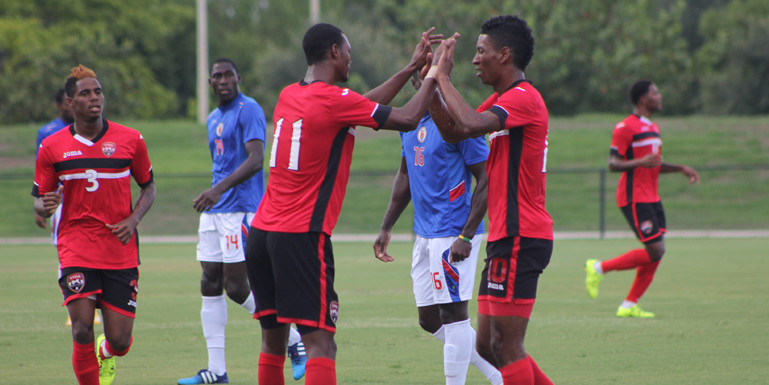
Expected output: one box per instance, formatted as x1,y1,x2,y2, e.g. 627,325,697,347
431,15,554,385
32,65,156,385
246,23,444,385
584,80,699,318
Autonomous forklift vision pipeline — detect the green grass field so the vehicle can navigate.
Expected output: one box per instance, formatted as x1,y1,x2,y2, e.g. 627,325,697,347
2,115,768,237
2,238,768,384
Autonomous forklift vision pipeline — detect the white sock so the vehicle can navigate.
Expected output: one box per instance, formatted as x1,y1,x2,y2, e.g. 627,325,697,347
594,261,604,275
201,295,227,375
434,323,502,385
621,300,636,309
443,319,472,385
468,327,502,385
239,292,256,314
288,327,302,346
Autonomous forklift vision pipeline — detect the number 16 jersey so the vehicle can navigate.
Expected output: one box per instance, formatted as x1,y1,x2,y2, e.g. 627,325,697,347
253,81,391,236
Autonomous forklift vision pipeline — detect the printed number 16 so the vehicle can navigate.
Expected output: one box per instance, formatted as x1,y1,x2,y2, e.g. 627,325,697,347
414,146,425,167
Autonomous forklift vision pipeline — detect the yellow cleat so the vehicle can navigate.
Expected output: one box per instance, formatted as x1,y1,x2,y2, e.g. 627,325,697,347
584,259,603,299
616,305,655,318
96,334,116,385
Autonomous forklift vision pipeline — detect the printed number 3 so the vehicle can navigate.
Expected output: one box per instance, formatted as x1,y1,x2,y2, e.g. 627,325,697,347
85,169,99,192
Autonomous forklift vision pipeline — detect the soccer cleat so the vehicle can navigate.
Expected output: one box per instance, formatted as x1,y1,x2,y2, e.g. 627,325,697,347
287,341,307,380
616,305,655,318
96,334,116,385
584,259,603,299
177,369,230,384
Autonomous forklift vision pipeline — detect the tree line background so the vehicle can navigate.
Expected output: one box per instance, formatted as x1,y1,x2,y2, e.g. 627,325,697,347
1,0,767,124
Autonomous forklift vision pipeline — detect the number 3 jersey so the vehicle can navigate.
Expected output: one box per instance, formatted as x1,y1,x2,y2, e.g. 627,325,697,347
32,121,154,269
477,80,552,242
253,81,391,236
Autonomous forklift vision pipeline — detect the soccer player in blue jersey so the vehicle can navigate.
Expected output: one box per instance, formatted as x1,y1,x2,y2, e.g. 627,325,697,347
34,88,73,230
374,69,501,385
178,58,305,385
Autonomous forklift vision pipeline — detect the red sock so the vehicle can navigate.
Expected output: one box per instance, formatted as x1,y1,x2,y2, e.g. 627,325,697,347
500,357,533,385
528,356,553,385
258,352,285,385
602,249,652,272
626,260,660,303
305,357,336,385
72,341,99,385
100,336,132,359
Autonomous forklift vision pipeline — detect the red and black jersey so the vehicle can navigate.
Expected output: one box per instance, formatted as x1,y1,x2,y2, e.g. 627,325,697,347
32,120,154,269
610,114,662,206
253,81,391,235
478,80,553,242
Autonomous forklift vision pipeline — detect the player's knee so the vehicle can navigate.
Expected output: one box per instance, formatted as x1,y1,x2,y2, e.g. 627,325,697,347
223,280,250,303
646,243,665,262
71,325,94,344
418,316,441,334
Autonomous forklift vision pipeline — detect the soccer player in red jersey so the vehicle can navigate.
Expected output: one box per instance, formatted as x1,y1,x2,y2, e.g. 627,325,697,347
584,80,699,318
32,65,156,385
431,15,554,385
245,23,444,385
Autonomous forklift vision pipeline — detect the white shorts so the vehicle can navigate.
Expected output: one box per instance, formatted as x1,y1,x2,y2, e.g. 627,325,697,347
411,235,481,307
196,212,254,263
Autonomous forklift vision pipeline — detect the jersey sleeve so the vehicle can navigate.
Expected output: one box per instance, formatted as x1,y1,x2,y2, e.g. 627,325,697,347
610,122,632,157
458,136,490,166
333,88,391,129
489,89,539,131
239,101,267,144
31,143,57,197
131,133,154,188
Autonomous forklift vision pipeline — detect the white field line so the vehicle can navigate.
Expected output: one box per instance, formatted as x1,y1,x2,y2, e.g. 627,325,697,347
1,229,768,245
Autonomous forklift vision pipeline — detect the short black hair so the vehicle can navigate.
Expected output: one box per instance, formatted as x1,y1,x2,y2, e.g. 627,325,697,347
211,57,238,74
481,15,535,71
630,80,653,105
302,23,345,65
55,88,66,104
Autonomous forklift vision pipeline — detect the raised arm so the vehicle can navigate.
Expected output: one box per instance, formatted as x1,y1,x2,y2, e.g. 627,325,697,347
433,34,501,140
365,28,442,105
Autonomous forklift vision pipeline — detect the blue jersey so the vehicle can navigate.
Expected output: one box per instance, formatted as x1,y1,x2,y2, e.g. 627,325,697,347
206,93,267,213
400,113,489,238
36,118,70,157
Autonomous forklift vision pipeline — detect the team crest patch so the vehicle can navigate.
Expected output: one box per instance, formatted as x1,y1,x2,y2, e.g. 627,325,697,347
640,220,654,234
417,126,427,143
67,273,85,293
102,142,116,157
216,122,224,137
329,301,339,325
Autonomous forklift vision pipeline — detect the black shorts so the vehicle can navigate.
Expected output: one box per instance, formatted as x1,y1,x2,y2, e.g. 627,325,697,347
59,267,139,318
478,236,552,318
245,228,339,332
621,202,666,244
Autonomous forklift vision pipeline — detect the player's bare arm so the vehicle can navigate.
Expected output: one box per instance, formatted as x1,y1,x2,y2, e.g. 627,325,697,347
433,34,502,141
193,139,265,213
660,162,700,184
365,28,442,105
374,158,411,263
34,185,63,218
108,181,156,244
449,161,488,263
608,153,662,172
